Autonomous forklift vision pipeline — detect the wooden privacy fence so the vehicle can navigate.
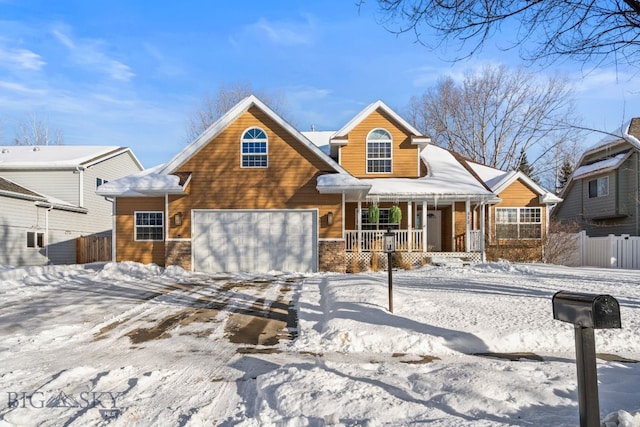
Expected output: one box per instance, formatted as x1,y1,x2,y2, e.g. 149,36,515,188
76,235,112,264
554,231,640,269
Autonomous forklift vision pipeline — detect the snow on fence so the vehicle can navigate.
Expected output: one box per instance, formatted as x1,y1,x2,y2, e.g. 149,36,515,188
557,231,640,269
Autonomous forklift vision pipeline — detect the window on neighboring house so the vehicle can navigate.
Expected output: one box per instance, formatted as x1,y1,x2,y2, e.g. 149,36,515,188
495,207,542,240
360,208,400,230
96,178,108,188
26,231,45,248
366,129,392,173
241,127,268,168
588,176,609,198
135,211,164,241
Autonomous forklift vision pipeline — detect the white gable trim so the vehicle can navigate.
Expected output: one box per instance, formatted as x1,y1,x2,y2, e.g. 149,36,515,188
331,100,428,142
159,95,349,175
491,170,562,204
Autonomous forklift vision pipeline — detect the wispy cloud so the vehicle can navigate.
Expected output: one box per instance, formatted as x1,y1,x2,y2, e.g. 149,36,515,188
0,80,46,95
0,45,45,70
244,15,316,46
51,25,135,82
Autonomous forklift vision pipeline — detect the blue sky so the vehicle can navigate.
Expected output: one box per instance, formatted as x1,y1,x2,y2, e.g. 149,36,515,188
1,1,640,168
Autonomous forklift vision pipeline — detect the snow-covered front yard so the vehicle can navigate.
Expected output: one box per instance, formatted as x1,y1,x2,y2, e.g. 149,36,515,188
0,261,639,426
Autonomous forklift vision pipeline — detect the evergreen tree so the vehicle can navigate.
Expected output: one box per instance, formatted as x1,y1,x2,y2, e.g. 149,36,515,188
557,158,574,194
516,148,537,182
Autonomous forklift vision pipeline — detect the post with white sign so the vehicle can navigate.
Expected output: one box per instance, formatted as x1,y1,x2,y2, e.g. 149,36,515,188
383,229,396,313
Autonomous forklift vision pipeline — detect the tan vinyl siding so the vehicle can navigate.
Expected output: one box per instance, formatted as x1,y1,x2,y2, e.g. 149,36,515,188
339,109,420,179
489,179,547,242
168,106,342,240
115,197,166,265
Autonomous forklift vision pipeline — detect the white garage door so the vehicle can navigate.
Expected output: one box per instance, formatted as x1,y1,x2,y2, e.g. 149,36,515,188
193,209,318,273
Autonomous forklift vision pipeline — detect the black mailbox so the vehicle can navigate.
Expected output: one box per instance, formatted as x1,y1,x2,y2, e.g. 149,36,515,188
552,291,621,329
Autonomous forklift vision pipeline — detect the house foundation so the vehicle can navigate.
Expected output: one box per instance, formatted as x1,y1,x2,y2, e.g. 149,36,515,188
165,240,192,271
319,239,346,273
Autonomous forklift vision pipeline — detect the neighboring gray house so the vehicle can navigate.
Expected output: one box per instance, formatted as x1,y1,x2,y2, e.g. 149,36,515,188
553,118,640,236
0,146,143,266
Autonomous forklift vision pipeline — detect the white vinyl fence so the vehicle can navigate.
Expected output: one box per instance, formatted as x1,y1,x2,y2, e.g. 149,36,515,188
556,231,640,269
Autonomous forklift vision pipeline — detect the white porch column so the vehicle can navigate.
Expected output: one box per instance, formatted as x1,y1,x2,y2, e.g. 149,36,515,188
407,201,412,252
357,200,362,252
422,201,427,253
465,198,471,252
480,202,486,262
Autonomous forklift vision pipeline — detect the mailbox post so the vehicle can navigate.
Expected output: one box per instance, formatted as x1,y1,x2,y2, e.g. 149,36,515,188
383,229,396,313
552,291,621,427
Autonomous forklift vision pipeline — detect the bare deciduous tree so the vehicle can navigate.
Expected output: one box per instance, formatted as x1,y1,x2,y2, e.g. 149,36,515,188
365,0,640,66
14,114,64,146
185,82,288,142
407,65,583,185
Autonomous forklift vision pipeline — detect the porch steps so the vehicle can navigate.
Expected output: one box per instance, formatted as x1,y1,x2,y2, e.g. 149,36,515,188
430,256,471,267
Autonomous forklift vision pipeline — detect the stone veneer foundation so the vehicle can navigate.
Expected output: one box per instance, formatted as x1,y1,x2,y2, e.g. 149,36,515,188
318,239,346,273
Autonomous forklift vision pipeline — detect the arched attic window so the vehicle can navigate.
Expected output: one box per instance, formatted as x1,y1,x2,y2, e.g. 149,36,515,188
366,128,392,173
241,127,268,168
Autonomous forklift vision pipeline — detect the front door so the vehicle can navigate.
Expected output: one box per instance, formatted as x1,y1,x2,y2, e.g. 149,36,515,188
427,210,441,251
416,208,442,251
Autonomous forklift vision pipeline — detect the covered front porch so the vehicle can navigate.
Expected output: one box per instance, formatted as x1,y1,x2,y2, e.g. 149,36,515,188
343,198,492,265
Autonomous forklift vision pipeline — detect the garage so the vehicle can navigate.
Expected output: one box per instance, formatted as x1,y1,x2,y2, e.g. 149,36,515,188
193,209,318,273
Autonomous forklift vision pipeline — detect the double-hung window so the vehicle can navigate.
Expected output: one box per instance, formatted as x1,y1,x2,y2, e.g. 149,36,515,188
496,207,542,240
588,177,608,198
241,127,268,168
135,211,164,241
366,129,392,173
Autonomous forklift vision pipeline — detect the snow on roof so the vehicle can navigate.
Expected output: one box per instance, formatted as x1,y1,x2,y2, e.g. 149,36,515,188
359,145,495,200
587,119,640,153
467,162,509,189
467,160,561,204
0,145,136,169
96,165,188,197
316,173,371,195
573,152,629,179
301,130,335,148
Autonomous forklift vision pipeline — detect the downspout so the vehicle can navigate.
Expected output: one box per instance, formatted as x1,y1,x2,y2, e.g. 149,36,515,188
103,197,116,262
76,166,86,207
45,204,52,263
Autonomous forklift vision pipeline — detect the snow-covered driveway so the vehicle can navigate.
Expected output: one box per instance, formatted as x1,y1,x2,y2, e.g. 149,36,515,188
0,262,302,426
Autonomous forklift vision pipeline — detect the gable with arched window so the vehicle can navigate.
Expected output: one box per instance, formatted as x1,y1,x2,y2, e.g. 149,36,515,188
241,127,268,168
366,128,392,173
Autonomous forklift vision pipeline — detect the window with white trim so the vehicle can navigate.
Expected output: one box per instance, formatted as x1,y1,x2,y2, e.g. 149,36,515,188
366,129,392,173
26,231,44,248
241,127,268,168
588,177,608,198
96,178,108,189
135,211,164,241
495,207,542,240
360,208,400,230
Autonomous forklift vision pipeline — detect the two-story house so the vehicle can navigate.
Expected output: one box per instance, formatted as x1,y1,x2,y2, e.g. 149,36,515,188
553,118,640,236
0,145,143,266
97,96,560,273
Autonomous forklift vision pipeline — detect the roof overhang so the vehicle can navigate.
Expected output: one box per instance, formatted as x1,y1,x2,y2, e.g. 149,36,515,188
96,172,191,197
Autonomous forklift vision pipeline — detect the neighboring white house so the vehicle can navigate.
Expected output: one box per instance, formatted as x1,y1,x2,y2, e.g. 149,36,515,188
0,145,143,266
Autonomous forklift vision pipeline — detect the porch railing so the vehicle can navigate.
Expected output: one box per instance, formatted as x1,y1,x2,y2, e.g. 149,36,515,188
345,229,483,252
